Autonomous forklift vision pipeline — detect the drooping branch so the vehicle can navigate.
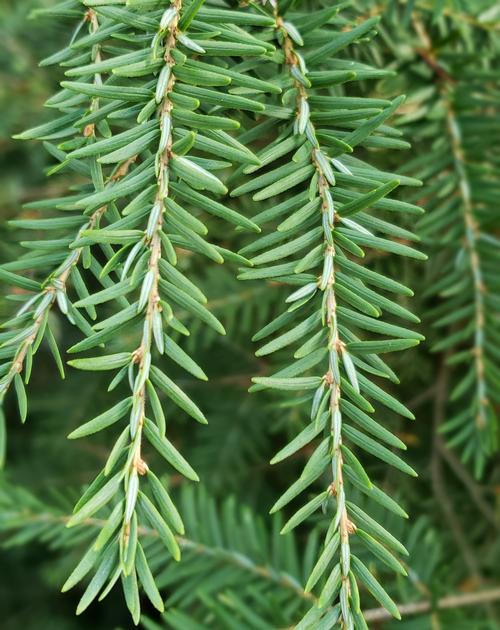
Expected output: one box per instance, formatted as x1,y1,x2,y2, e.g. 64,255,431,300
241,3,423,627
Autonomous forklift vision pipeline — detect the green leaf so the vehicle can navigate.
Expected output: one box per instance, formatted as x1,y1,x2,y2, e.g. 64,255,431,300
170,156,228,195
251,376,322,391
76,544,118,615
68,398,132,440
271,415,327,465
98,129,158,164
345,231,427,260
343,425,417,476
347,503,408,556
163,336,208,381
150,366,207,425
318,563,341,608
194,7,275,26
256,312,321,356
73,278,138,308
159,280,225,335
341,445,372,489
340,180,400,217
351,555,401,619
337,257,414,296
62,543,101,593
305,533,340,592
339,307,424,340
178,0,205,30
61,81,152,102
0,408,5,468
270,463,326,514
68,315,142,354
94,502,123,552
305,16,380,64
281,491,329,534
170,182,259,232
254,165,315,201
356,529,407,576
68,353,131,372
341,399,406,450
144,419,199,482
0,268,41,292
138,492,180,561
14,374,27,424
187,40,266,57
136,543,164,612
343,95,406,149
147,470,184,534
67,472,122,527
14,112,80,140
172,109,239,131
347,339,420,354
121,569,140,625
67,121,157,159
175,84,265,113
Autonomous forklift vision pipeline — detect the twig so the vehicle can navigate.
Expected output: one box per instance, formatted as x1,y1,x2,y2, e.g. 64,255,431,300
406,384,438,411
431,361,498,625
364,587,500,622
432,360,481,581
5,506,500,624
3,509,314,604
438,440,498,531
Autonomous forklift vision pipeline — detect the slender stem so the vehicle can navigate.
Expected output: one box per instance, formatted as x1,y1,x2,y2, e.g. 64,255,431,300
0,10,106,403
438,440,498,530
431,360,482,582
431,360,498,626
272,4,355,623
445,103,488,430
364,587,500,623
413,16,489,433
9,508,314,603
7,507,500,623
0,206,105,400
120,0,183,547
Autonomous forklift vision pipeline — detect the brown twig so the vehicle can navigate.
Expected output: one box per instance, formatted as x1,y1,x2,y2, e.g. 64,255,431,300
364,587,500,623
438,440,498,531
10,507,500,623
432,360,481,580
431,360,498,626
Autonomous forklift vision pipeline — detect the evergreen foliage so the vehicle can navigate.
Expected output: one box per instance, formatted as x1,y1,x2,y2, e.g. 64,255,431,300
380,4,500,478
232,3,424,627
0,1,499,628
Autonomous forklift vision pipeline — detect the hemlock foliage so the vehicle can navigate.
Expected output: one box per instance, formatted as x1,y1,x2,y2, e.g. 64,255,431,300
0,0,499,629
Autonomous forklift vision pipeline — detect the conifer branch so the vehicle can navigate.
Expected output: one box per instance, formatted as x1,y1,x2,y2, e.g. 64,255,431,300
6,508,314,603
238,3,424,626
4,482,499,625
34,0,273,621
271,5,356,625
445,100,489,430
409,15,499,475
105,3,185,610
0,8,109,423
3,1,498,625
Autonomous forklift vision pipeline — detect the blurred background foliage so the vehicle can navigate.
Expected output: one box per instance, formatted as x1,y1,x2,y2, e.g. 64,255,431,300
0,1,499,629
